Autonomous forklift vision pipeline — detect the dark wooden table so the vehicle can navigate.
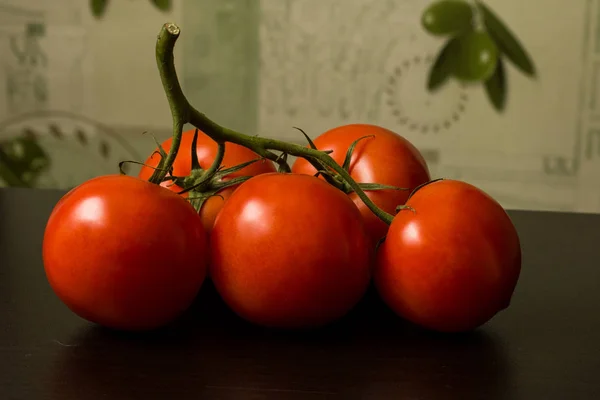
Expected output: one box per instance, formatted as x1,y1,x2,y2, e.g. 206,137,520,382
1,187,599,400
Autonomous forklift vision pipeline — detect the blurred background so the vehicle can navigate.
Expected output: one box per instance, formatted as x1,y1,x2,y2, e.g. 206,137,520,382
0,0,598,213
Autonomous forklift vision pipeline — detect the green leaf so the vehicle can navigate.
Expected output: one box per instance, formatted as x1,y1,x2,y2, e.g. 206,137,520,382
476,1,535,77
428,40,455,91
485,58,507,112
151,0,171,12
422,0,474,36
448,31,499,82
90,0,109,18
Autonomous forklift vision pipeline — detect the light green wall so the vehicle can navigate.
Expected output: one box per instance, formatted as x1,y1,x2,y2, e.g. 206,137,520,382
0,0,599,213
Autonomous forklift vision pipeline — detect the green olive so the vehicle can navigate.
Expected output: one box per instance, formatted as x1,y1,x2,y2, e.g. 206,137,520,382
448,31,499,82
421,0,474,36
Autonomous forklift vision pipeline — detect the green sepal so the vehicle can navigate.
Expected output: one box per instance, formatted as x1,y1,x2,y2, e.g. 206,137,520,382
190,128,202,171
341,135,374,172
275,152,289,173
213,157,262,181
179,158,259,196
180,174,252,197
118,160,169,177
187,191,222,214
294,126,317,150
147,131,174,184
406,178,446,201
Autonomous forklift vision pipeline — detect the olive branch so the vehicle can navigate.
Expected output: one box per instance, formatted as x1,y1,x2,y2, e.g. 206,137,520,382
422,0,537,112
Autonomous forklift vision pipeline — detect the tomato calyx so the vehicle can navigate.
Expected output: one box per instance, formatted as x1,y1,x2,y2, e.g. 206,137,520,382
177,158,260,194
184,175,250,213
297,130,410,195
173,129,263,212
124,129,264,213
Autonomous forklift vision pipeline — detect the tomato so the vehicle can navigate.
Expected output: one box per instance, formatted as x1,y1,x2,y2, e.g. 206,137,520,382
374,179,521,333
292,124,431,246
42,174,209,331
139,129,276,232
210,172,372,329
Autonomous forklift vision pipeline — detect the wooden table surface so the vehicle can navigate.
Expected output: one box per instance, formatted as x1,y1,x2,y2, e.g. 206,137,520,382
1,187,599,400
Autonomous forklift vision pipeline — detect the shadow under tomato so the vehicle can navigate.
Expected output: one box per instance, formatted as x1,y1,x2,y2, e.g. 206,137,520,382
47,282,513,400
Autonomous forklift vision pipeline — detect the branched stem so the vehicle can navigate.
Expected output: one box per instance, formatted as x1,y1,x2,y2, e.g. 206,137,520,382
154,23,395,225
178,142,226,195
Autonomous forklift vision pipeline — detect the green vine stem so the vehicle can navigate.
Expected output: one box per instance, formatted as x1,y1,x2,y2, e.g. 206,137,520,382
153,23,395,226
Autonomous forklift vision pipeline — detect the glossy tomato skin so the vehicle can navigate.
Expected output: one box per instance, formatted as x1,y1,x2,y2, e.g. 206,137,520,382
42,175,209,331
139,129,276,232
291,124,431,246
374,179,521,333
210,172,372,329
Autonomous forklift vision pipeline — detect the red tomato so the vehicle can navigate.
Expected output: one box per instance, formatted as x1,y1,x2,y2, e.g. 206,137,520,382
292,124,431,246
374,179,521,333
139,129,276,232
210,172,372,329
42,175,209,331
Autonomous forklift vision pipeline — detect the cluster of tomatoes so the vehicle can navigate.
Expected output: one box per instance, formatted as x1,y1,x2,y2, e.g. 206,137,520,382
42,124,521,333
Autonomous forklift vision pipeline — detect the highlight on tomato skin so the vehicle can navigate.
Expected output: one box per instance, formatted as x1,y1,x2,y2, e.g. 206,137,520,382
138,129,277,232
291,123,431,247
42,174,210,332
374,179,522,333
209,172,373,330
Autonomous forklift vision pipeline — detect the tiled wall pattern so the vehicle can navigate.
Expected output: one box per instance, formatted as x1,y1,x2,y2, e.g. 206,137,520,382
0,0,599,213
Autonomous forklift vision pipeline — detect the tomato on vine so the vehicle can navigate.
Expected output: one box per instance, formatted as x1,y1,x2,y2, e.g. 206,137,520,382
139,129,276,232
40,20,527,336
292,124,431,246
43,175,209,331
210,172,372,329
374,179,521,333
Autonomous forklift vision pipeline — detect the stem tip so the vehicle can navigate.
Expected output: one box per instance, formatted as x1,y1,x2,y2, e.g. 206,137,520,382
165,23,180,36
